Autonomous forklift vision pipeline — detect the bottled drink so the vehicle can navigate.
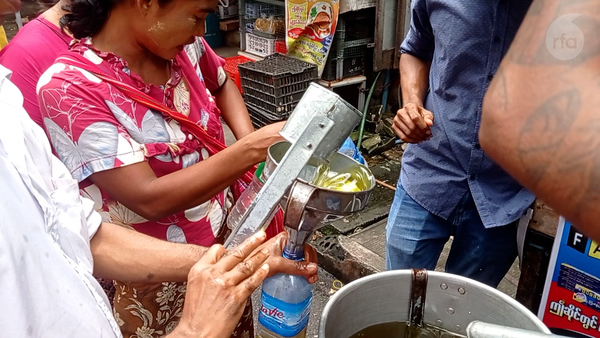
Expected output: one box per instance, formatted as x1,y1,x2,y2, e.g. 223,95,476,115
226,162,277,248
256,245,314,338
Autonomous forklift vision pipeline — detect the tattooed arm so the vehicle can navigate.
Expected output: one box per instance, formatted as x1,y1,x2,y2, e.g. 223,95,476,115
480,0,600,241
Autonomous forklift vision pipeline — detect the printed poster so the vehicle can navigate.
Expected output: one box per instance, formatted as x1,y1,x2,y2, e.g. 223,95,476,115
539,217,600,337
285,0,339,76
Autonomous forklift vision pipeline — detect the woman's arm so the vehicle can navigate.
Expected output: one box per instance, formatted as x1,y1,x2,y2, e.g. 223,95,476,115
214,77,255,140
89,122,284,221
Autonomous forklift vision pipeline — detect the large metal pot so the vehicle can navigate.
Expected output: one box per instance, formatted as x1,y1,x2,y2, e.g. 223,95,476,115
319,270,550,337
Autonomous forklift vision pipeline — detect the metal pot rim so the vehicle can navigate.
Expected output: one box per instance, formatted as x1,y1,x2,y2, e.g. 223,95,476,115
318,270,551,337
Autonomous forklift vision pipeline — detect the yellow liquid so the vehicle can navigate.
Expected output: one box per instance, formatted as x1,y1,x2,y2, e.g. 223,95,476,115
312,164,373,192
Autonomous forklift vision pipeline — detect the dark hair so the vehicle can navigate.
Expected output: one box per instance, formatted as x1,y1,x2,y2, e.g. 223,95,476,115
35,0,60,16
61,0,172,39
60,0,119,39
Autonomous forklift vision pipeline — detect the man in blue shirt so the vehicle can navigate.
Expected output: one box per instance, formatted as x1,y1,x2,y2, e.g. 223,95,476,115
386,0,534,287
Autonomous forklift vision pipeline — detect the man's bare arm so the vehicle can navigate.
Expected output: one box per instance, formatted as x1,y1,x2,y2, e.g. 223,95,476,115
480,0,600,241
90,222,207,283
393,53,434,143
90,223,319,284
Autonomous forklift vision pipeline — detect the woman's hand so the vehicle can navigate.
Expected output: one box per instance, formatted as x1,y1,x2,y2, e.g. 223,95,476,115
170,231,271,338
255,232,319,283
238,121,286,163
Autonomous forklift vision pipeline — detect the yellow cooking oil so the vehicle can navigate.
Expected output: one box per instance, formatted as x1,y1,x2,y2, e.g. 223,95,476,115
312,164,372,192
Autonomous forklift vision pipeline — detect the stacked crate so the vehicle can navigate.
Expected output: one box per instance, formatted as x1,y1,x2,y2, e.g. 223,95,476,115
243,1,286,57
239,54,318,128
322,8,376,81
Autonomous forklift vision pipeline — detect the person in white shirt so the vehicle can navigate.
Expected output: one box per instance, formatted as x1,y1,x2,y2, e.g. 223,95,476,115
0,2,317,337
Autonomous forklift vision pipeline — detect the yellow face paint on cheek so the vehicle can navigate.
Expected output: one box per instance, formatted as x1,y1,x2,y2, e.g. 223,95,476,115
148,21,166,32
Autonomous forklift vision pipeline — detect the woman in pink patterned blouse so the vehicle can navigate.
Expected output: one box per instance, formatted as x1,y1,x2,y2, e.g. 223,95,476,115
36,0,318,337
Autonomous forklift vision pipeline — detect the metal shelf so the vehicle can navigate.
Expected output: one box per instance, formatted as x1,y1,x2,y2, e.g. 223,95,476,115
250,0,284,5
239,0,285,57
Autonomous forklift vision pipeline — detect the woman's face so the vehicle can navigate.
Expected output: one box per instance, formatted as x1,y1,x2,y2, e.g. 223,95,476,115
139,0,218,60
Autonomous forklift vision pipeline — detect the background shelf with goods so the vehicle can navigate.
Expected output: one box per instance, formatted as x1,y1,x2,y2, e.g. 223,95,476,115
239,0,287,58
238,1,374,82
234,0,381,134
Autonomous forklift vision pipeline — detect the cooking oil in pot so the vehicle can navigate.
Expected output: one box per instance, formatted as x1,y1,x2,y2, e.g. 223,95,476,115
312,163,372,192
349,322,465,338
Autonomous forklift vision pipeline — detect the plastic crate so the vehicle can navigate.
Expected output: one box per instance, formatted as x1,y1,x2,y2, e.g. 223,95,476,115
244,3,278,19
336,10,374,42
320,9,374,81
247,102,290,129
224,55,253,94
239,54,318,116
245,33,277,57
244,86,305,114
321,55,365,81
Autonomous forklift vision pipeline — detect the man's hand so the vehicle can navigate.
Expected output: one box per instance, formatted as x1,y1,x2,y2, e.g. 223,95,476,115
170,231,271,338
258,232,319,283
393,103,434,143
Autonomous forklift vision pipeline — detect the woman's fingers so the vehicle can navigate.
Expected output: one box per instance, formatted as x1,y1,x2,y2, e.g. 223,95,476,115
225,246,270,285
240,264,270,299
202,243,227,265
219,231,267,271
303,244,319,284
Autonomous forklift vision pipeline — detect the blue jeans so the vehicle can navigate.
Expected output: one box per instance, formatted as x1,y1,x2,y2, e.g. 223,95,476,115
385,183,518,287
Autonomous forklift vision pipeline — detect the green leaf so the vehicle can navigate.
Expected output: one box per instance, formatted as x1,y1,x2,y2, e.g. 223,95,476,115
310,7,317,18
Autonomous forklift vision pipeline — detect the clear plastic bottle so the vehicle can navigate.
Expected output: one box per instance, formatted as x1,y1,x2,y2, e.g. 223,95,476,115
226,162,277,248
256,244,313,338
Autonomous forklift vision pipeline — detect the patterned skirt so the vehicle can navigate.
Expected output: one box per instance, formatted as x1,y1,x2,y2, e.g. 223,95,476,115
113,280,254,338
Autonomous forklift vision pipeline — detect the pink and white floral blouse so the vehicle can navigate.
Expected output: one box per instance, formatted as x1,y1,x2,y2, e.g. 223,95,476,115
38,37,230,247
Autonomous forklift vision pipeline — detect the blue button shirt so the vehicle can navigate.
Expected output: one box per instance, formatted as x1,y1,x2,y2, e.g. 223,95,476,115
399,0,534,228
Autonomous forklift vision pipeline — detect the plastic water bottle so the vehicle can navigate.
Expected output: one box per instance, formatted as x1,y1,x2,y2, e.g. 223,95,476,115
226,162,277,248
256,245,314,338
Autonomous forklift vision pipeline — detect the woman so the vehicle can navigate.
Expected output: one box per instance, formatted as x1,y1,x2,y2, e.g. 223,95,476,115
0,0,71,126
37,0,317,337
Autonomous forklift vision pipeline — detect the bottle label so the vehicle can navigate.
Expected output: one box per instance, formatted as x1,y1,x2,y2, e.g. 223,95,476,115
258,290,312,337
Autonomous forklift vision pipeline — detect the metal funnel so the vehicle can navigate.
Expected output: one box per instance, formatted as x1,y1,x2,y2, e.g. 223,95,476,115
263,141,375,254
224,84,363,248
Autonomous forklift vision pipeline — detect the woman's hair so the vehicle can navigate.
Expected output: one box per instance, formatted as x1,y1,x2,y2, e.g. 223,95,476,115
35,0,60,16
60,0,172,39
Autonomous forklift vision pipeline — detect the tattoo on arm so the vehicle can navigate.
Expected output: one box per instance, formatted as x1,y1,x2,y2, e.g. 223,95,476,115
489,0,600,237
517,89,580,187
